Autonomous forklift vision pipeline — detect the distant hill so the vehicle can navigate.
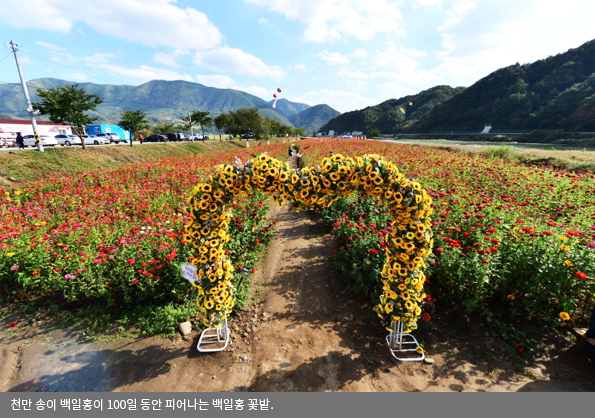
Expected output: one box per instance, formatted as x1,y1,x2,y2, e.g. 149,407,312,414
319,85,464,135
320,37,595,134
267,98,311,118
413,38,595,132
288,104,341,134
0,78,339,131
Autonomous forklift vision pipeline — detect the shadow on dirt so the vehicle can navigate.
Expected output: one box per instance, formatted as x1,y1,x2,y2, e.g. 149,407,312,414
8,339,189,392
236,351,367,391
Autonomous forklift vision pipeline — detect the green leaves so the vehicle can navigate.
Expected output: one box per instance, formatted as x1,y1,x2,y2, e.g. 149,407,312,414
33,84,102,138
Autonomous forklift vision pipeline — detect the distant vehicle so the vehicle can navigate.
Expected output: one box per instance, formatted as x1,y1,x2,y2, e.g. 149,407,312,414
342,135,353,138
241,133,254,139
95,132,121,144
22,134,58,147
55,134,82,146
144,134,168,142
176,133,186,141
1,133,16,148
165,133,178,142
80,135,106,145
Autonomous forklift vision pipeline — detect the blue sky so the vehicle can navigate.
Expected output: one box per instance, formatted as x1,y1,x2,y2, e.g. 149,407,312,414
2,0,595,113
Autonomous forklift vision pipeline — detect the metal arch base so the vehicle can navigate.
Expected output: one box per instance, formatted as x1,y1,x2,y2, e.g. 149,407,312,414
386,321,424,362
197,319,230,353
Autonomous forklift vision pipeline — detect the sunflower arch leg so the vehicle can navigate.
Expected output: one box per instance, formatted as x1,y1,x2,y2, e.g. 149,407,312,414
386,321,424,362
197,319,230,352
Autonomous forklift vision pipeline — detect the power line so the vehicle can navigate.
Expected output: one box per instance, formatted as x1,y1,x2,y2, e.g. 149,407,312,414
18,48,114,85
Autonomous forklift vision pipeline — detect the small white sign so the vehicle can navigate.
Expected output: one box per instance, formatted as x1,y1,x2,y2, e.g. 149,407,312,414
181,263,200,283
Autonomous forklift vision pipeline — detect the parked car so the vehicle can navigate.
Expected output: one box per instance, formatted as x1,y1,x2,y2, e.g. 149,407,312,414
176,133,186,141
22,134,58,147
143,134,168,142
165,133,179,142
95,132,121,144
98,132,118,143
79,135,105,145
55,134,82,146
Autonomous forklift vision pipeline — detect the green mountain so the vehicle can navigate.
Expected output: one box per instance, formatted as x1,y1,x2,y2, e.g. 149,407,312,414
288,104,341,134
319,85,464,135
320,38,595,134
0,78,338,131
414,38,595,132
266,98,311,118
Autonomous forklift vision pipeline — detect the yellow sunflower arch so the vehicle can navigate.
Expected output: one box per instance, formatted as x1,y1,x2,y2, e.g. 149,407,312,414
183,153,433,335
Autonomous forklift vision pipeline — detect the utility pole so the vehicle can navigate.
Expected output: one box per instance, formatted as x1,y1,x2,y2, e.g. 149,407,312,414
188,109,194,141
9,40,43,152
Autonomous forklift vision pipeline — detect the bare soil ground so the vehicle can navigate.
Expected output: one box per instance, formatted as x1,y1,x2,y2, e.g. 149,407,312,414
2,205,595,393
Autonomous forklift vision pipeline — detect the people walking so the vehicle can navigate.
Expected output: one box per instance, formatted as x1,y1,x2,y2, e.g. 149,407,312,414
15,132,24,149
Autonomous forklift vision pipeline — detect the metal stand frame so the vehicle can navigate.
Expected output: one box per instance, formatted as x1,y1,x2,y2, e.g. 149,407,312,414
197,319,230,352
386,320,424,362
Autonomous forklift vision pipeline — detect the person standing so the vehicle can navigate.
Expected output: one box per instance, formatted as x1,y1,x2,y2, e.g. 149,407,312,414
15,132,24,149
138,133,144,144
585,307,595,369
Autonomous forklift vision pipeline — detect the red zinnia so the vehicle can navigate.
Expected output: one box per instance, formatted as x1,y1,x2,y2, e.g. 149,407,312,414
576,271,587,280
132,279,140,284
421,313,432,322
9,322,17,327
128,259,135,265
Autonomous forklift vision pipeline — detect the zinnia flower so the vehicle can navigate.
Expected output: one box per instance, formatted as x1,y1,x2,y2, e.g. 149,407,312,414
576,271,587,280
559,312,570,321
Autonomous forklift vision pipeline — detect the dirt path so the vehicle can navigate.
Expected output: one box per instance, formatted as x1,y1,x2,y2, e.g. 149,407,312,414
2,205,595,392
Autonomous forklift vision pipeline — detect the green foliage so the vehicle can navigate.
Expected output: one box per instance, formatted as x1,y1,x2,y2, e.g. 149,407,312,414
318,193,392,302
32,83,102,141
152,123,175,134
117,110,150,143
367,129,381,138
320,85,463,135
481,146,518,161
415,38,595,132
181,110,213,136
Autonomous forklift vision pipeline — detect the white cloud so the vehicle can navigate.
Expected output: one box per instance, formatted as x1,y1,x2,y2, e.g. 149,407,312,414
69,72,89,81
193,47,285,81
36,41,78,65
317,51,351,66
351,49,367,58
36,41,68,51
244,0,403,42
154,50,190,67
433,0,595,87
194,74,236,89
0,1,72,31
291,63,309,71
238,85,270,98
307,89,377,113
85,61,193,83
2,0,223,50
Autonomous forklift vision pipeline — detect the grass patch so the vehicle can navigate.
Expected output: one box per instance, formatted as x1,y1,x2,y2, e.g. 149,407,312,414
0,141,246,183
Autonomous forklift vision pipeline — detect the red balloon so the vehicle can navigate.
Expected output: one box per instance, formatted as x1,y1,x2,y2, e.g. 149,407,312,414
273,94,277,98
